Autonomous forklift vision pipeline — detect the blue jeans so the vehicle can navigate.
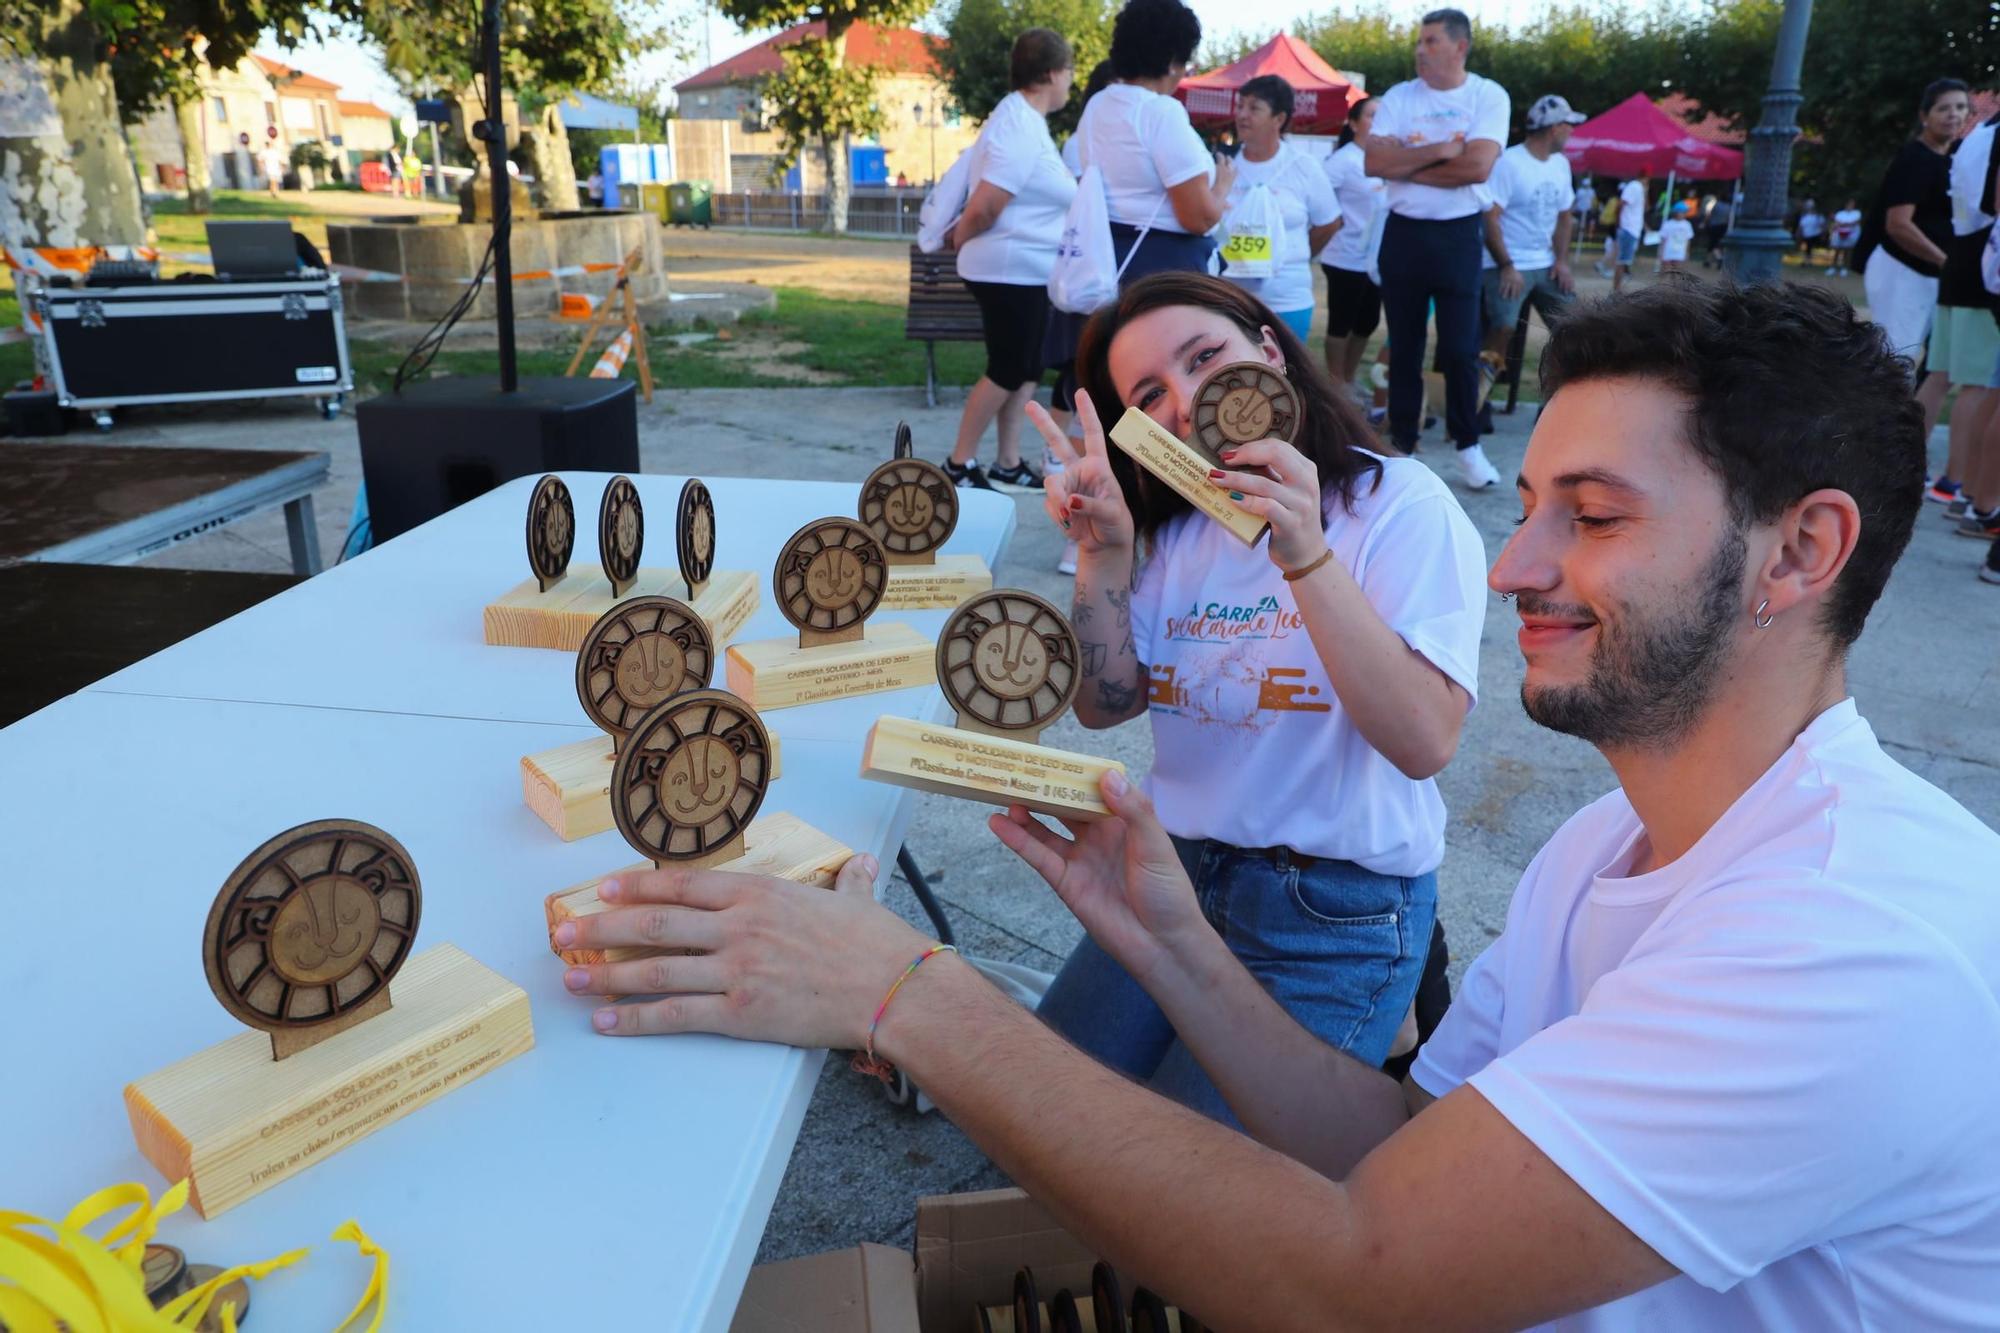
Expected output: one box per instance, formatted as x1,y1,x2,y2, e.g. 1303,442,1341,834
1379,211,1485,450
1036,836,1438,1126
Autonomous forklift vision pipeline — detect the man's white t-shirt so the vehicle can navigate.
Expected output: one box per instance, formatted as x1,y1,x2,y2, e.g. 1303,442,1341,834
1131,453,1485,875
1797,209,1825,238
1313,141,1385,272
1950,118,1997,236
1572,182,1595,214
1369,73,1510,221
1412,700,2000,1330
1220,141,1339,314
1658,217,1694,262
1617,179,1646,236
1481,142,1574,272
955,91,1077,286
1074,83,1212,233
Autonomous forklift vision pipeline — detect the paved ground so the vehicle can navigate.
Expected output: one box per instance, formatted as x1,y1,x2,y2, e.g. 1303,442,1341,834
28,366,2000,1261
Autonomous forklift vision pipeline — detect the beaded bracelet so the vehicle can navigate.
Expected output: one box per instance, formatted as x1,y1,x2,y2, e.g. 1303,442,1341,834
850,943,957,1083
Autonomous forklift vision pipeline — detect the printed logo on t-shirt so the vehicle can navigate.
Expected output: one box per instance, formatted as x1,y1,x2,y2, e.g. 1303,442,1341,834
1147,595,1331,728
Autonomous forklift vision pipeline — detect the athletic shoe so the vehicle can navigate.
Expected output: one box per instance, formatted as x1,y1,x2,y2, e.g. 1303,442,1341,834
987,460,1045,492
1945,495,1972,520
945,460,997,491
1457,444,1501,491
1954,507,2000,539
1057,540,1078,576
1981,538,2000,584
1926,478,1961,503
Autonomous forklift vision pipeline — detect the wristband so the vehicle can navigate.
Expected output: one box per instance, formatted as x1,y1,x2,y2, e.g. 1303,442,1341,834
1282,548,1335,582
850,944,957,1083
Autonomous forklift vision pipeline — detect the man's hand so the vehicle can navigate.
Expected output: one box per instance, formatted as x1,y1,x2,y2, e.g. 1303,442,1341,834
556,852,929,1048
1498,263,1525,301
1432,132,1466,160
987,770,1205,985
1552,259,1575,294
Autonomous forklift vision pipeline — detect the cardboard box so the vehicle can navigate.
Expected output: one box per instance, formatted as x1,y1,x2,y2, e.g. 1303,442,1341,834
728,1243,921,1332
914,1188,1099,1333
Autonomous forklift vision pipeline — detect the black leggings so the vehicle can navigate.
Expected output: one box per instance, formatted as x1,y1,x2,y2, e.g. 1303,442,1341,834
965,279,1050,391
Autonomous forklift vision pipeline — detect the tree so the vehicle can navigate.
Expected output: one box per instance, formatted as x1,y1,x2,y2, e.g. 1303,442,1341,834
716,0,930,235
938,0,1116,137
0,0,148,248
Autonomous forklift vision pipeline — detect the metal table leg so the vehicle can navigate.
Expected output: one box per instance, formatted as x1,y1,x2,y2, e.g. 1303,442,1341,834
896,846,954,947
285,494,324,576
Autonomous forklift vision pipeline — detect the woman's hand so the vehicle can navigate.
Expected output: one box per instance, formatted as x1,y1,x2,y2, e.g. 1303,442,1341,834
556,852,929,1050
1212,151,1238,199
1030,391,1135,558
986,770,1205,985
1207,436,1328,572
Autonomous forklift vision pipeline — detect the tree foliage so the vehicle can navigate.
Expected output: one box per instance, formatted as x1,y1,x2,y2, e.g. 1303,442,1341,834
937,0,1116,136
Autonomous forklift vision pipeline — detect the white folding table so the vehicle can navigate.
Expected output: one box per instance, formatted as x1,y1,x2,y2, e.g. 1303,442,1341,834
0,471,1017,1331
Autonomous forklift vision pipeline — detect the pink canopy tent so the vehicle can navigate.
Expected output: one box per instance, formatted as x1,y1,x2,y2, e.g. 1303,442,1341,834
1175,34,1364,136
1562,92,1745,181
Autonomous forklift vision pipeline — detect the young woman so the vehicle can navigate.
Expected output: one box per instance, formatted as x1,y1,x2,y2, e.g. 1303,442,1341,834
946,28,1077,494
1027,272,1487,1122
1317,98,1383,398
1216,74,1340,343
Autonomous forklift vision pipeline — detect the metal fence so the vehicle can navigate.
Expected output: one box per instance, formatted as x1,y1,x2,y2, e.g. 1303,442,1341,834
707,188,926,239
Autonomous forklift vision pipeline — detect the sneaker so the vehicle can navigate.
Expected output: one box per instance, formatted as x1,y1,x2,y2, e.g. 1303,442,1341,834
1945,495,1972,520
1954,507,2000,539
1982,538,2000,584
1926,477,1961,504
1457,443,1501,491
1057,540,1078,575
944,459,996,491
987,459,1045,492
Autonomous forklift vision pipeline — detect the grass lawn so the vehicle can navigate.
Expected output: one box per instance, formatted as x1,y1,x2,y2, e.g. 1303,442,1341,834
149,192,337,264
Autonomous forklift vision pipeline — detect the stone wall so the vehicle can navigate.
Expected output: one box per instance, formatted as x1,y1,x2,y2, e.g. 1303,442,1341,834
326,209,666,323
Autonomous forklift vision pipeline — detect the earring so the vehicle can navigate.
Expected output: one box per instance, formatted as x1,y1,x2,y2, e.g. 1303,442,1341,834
1754,599,1775,629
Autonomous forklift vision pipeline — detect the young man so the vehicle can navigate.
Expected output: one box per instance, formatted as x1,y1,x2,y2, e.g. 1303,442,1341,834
1479,93,1586,431
1612,171,1649,291
1363,7,1511,491
559,282,2000,1328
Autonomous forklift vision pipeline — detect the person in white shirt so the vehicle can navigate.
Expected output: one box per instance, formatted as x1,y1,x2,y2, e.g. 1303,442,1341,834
946,28,1078,494
560,278,2000,1330
1364,7,1511,492
1611,171,1649,292
1795,197,1825,263
1315,97,1386,395
1827,196,1862,273
260,143,286,196
1217,75,1341,343
1657,213,1694,270
1573,175,1597,240
1479,94,1585,377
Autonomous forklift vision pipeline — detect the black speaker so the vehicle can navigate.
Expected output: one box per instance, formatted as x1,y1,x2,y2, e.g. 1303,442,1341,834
357,374,639,542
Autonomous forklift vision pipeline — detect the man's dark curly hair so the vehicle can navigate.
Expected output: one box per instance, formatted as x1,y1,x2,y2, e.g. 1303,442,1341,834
1538,278,1924,650
1108,0,1201,80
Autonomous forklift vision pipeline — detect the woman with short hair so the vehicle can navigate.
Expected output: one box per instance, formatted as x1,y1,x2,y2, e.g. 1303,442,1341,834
1217,74,1341,343
946,28,1077,493
1317,96,1384,395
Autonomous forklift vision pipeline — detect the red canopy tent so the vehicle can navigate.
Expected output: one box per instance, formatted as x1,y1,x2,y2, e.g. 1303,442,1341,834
1175,34,1363,136
1562,92,1745,180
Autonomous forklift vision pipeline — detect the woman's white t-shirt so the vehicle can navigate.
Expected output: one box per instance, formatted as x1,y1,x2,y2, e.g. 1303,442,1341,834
1220,141,1340,314
1314,140,1385,272
955,91,1077,285
1413,700,2000,1330
1075,83,1213,233
1130,452,1486,876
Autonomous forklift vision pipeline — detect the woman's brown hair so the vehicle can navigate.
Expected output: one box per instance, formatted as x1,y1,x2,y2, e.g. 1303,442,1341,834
1074,272,1385,538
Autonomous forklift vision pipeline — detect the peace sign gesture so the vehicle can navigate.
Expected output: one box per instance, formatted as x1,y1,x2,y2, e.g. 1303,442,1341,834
1028,391,1134,558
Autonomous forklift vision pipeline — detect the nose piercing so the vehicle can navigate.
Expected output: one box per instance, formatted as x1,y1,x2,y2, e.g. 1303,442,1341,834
1754,599,1775,629
1498,592,1514,603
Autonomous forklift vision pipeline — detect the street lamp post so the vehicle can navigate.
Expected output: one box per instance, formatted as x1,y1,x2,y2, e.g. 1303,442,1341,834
1724,0,1815,283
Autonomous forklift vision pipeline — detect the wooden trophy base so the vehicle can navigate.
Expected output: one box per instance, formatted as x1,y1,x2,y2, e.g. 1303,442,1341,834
124,944,533,1220
861,716,1125,821
544,812,853,967
724,621,933,710
483,565,758,651
1108,407,1269,547
522,730,785,842
879,554,993,610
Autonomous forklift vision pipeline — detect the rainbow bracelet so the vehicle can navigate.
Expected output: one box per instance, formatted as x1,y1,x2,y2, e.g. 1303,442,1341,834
851,943,957,1083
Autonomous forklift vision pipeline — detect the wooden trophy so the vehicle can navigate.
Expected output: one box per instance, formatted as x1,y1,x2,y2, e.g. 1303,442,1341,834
862,589,1125,820
484,474,758,651
723,516,934,710
124,820,534,1219
521,596,787,840
544,689,851,969
862,421,993,609
1108,360,1300,547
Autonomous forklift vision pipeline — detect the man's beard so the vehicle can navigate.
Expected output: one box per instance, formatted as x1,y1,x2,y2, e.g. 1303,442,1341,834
1520,525,1747,749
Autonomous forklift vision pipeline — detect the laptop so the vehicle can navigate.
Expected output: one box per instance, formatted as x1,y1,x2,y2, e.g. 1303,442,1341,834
205,220,298,281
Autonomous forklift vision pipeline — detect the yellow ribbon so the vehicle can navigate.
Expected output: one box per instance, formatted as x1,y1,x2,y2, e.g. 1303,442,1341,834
328,1221,389,1333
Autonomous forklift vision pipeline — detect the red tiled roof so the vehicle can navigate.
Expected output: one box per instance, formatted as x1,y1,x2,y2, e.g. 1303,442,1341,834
253,55,341,91
675,22,941,91
338,100,392,119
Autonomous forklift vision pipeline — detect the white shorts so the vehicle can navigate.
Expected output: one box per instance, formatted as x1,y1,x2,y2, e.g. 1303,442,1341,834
1863,248,1939,378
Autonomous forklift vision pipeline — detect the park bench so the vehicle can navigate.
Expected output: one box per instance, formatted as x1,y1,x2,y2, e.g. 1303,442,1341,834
904,245,984,407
